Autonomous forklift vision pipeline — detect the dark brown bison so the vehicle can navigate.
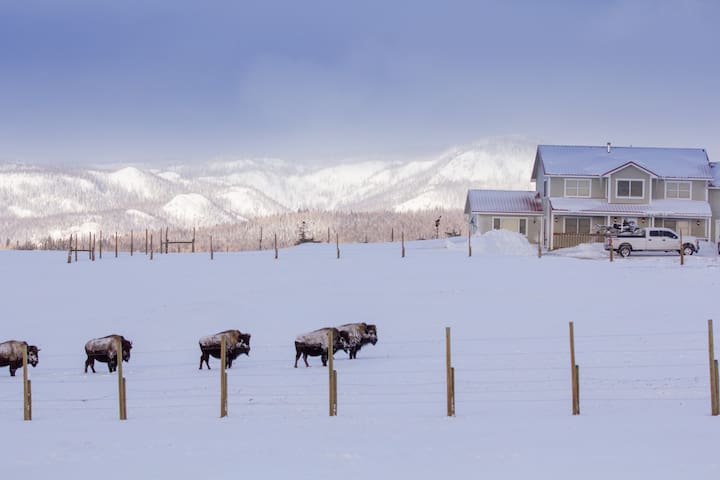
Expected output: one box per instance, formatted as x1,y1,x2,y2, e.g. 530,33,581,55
0,340,39,376
337,323,378,359
84,335,132,373
294,327,349,368
199,330,251,369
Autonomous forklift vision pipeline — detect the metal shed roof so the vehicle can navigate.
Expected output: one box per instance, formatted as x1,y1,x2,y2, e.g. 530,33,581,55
465,190,543,215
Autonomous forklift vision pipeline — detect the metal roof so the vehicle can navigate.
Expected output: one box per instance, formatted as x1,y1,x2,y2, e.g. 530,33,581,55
532,145,711,180
465,190,543,215
550,197,712,218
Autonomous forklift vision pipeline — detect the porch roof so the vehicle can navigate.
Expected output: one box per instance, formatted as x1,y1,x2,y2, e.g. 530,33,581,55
549,197,712,218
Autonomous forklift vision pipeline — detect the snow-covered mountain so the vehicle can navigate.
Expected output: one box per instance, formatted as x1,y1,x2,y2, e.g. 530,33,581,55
0,137,536,239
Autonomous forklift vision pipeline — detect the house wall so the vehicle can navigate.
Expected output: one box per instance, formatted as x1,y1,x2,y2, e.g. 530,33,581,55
710,189,720,242
554,215,606,234
549,177,604,199
652,179,707,201
609,166,651,204
469,213,541,243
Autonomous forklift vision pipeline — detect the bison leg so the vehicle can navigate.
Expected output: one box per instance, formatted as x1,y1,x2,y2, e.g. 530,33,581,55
108,359,116,373
9,366,17,376
321,352,328,367
294,349,302,368
199,353,210,370
227,357,232,369
85,357,96,373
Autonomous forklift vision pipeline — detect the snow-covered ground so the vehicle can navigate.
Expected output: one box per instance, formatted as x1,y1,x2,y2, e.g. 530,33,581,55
2,231,719,479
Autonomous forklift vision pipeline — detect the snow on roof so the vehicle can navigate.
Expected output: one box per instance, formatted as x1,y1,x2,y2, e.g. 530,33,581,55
709,162,720,188
465,190,542,214
534,145,711,180
550,197,712,217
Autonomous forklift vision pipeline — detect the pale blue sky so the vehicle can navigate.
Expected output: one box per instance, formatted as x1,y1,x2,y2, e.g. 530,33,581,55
1,0,719,165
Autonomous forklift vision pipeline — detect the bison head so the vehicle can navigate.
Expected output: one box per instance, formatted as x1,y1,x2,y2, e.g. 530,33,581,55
234,340,250,356
27,345,40,367
366,324,378,345
121,339,133,362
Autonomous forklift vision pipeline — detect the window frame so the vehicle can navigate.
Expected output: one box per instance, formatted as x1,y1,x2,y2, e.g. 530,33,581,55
563,217,592,234
616,179,645,199
564,178,591,198
665,181,691,200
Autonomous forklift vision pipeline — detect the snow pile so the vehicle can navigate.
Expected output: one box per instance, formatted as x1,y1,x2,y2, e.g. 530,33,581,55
552,242,608,259
469,229,536,256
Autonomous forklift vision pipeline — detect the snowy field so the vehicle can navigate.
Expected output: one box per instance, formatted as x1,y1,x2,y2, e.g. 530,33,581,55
1,231,719,479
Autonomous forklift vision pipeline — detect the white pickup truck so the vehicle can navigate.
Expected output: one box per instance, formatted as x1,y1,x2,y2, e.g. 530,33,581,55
604,227,699,257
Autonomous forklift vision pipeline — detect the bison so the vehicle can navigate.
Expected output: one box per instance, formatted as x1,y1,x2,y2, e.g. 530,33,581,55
84,334,132,373
199,329,251,370
294,327,349,368
337,323,378,359
0,340,39,376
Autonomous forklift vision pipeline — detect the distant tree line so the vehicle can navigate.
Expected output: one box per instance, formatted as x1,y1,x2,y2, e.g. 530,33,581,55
1,208,466,252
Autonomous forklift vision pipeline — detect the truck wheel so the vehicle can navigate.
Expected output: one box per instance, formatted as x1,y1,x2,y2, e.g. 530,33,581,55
618,244,632,257
682,244,695,256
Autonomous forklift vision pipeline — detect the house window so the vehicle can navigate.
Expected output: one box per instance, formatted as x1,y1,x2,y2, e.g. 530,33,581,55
565,179,591,197
493,218,500,230
616,179,644,198
564,217,591,234
666,181,691,199
519,219,527,235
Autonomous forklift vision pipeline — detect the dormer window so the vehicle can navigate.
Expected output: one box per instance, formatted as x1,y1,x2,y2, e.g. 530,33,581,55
564,178,591,197
616,179,644,199
665,181,691,199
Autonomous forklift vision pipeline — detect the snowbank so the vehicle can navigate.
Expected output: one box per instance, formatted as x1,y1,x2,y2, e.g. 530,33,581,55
446,229,536,256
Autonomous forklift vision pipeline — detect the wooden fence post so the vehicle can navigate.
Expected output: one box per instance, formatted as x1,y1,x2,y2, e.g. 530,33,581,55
192,227,196,253
391,228,394,242
99,231,103,259
609,237,613,262
336,233,340,259
274,234,278,259
468,228,472,257
537,225,542,258
74,234,78,262
259,227,263,250
709,319,718,416
145,229,148,255
401,232,405,258
569,321,580,415
327,227,330,243
165,227,169,254
114,232,118,258
116,337,127,420
130,230,134,256
680,232,684,266
328,330,337,416
150,234,154,261
67,235,72,263
446,327,455,417
22,344,31,420
210,236,214,260
220,335,228,418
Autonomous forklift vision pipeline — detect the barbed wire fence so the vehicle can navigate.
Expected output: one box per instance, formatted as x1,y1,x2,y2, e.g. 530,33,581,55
1,323,717,421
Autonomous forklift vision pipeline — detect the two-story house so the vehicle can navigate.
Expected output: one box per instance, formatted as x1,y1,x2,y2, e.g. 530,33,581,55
465,144,714,250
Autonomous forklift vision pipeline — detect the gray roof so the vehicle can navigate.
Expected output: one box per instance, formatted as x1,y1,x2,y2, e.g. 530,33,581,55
465,190,543,215
550,197,712,218
532,145,711,180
